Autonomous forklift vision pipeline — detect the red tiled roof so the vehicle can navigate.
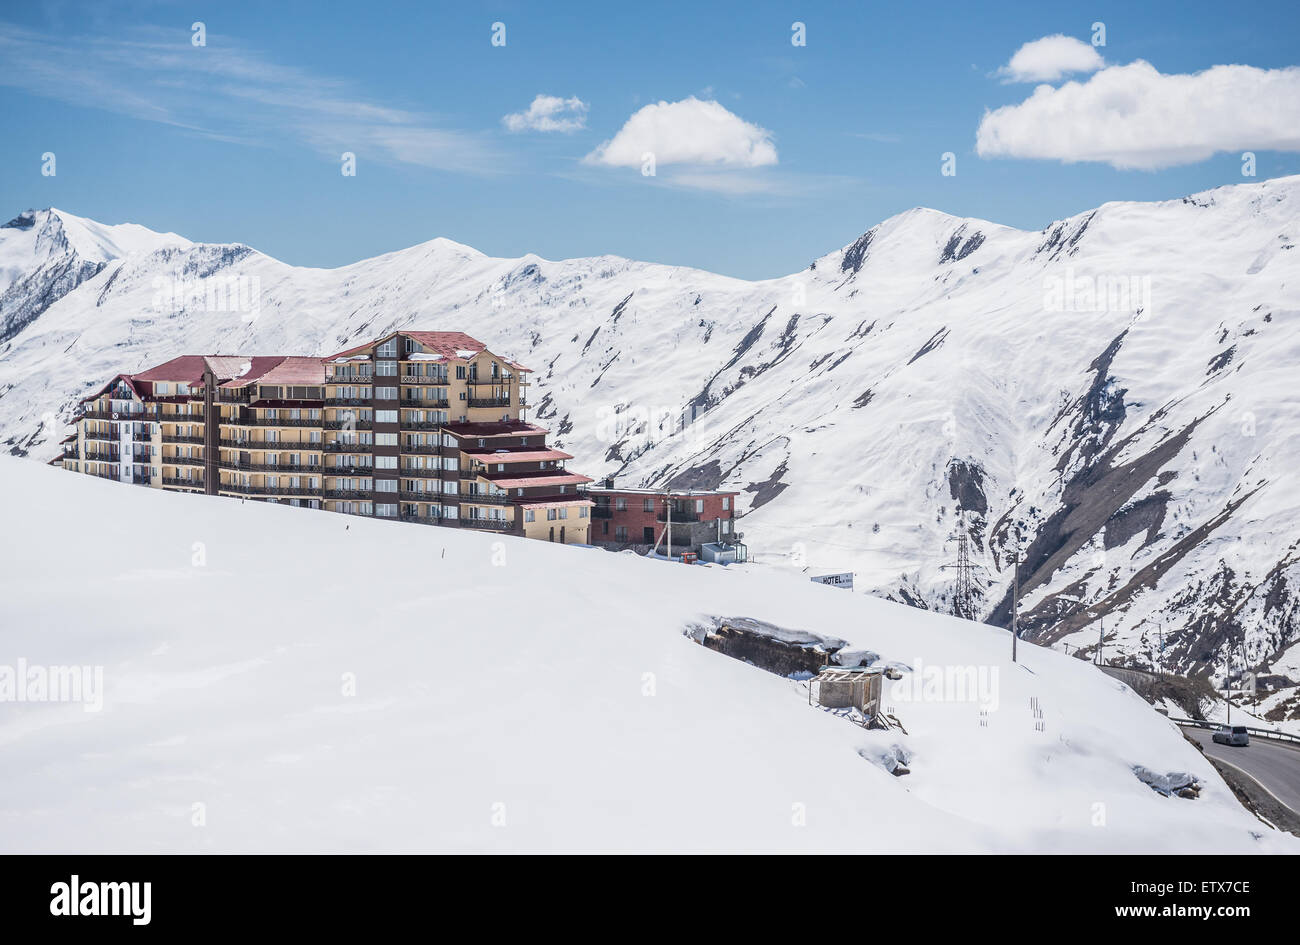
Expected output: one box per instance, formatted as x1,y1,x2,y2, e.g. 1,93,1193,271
131,355,252,384
324,331,532,372
219,356,289,388
483,471,593,489
463,448,572,464
248,356,325,386
325,330,486,361
443,421,548,439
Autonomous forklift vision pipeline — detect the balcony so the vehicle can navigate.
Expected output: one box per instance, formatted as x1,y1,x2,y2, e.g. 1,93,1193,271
322,441,370,452
162,477,204,488
78,409,115,421
400,420,446,431
323,488,372,499
400,467,444,479
324,419,373,430
400,374,448,385
130,474,151,485
242,417,321,428
398,491,442,502
223,463,319,474
459,468,483,480
163,455,204,467
85,429,117,442
402,397,450,409
468,397,510,408
224,441,322,452
82,450,117,462
461,492,510,505
400,444,442,455
657,510,702,523
324,463,374,476
221,484,321,497
463,517,512,531
162,434,205,445
325,397,371,406
399,512,444,525
591,505,614,519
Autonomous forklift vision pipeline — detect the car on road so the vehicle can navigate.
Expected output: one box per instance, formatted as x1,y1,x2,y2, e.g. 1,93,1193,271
1212,725,1250,747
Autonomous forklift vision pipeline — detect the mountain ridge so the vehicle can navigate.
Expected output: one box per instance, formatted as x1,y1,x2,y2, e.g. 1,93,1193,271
2,176,1299,702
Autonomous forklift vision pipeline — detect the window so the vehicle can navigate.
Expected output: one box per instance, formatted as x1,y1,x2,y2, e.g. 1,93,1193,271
156,383,171,396
376,410,398,424
579,507,588,518
375,503,397,517
376,361,397,376
695,499,704,513
559,508,567,519
375,387,397,400
722,497,730,511
375,456,397,469
497,463,505,472
375,479,397,492
375,433,397,446
547,508,557,521
525,510,535,522
723,519,732,534
377,339,398,358
615,526,628,542
615,497,627,511
456,366,466,379
643,498,654,512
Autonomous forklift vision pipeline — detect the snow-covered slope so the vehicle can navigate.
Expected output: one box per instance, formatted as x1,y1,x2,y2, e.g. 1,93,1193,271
0,456,1289,853
0,178,1297,689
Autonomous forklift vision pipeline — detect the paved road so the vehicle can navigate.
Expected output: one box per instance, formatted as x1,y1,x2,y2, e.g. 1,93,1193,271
1184,727,1300,815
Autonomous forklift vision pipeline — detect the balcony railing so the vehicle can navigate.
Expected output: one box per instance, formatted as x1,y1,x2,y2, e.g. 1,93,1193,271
242,417,321,428
322,441,370,452
463,518,512,531
459,468,483,479
323,488,372,499
468,398,510,408
325,397,370,406
399,512,445,525
324,463,374,476
399,420,445,431
162,434,205,444
221,484,321,497
223,463,320,473
221,440,323,451
324,420,373,430
400,467,444,479
658,510,702,523
83,450,118,462
162,477,204,488
85,430,116,442
461,492,510,505
402,397,451,409
400,444,442,455
398,491,442,502
77,410,115,421
591,506,614,519
400,374,448,385
162,455,204,466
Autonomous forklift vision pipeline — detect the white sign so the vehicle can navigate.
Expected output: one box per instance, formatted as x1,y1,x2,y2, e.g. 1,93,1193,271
811,572,854,589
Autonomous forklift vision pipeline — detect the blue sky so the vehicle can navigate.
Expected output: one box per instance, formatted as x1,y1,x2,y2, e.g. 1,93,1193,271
2,0,1298,278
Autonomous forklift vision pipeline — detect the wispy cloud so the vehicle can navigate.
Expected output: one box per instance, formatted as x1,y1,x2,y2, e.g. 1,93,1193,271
502,94,589,133
0,22,505,173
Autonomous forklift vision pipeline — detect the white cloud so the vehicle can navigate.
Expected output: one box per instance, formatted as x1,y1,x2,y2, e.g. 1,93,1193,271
502,94,589,133
977,61,1300,170
583,97,777,168
997,34,1103,83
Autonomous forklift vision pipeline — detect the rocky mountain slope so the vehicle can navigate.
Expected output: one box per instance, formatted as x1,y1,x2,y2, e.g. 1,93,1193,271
1,178,1297,692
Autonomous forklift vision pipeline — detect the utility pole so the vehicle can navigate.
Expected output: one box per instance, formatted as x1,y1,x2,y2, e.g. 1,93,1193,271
1095,611,1105,666
1011,530,1019,664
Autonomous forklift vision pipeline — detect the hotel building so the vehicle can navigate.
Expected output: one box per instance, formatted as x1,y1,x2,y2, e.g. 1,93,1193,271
57,330,593,542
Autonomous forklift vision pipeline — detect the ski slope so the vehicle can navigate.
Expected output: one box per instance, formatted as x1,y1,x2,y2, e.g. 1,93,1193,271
0,457,1291,853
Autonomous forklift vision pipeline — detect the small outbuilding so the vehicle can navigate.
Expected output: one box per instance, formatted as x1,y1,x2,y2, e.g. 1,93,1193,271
809,666,884,720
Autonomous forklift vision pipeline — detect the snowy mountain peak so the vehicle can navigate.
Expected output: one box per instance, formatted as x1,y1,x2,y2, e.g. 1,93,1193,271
2,177,1300,696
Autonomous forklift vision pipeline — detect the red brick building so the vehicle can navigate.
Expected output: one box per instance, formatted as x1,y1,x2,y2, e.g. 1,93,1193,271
583,479,746,562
